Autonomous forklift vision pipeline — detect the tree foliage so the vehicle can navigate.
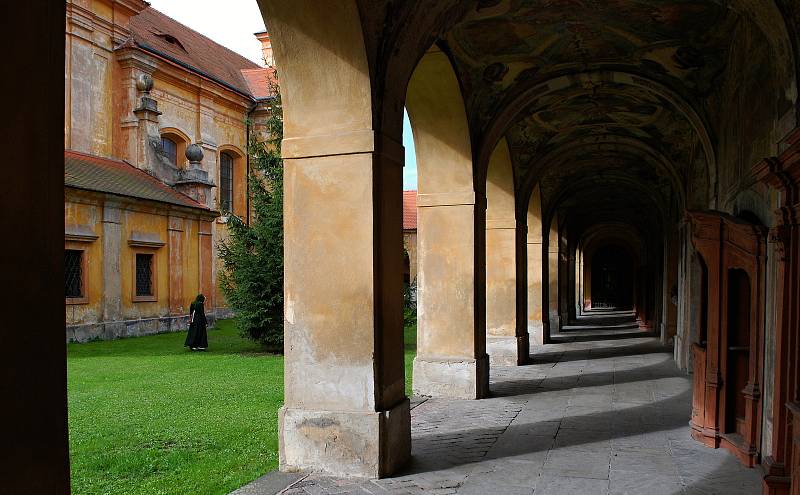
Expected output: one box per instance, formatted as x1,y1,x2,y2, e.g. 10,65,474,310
218,76,284,349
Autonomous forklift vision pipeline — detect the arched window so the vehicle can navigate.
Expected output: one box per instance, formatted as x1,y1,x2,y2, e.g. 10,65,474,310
220,152,234,214
161,136,178,167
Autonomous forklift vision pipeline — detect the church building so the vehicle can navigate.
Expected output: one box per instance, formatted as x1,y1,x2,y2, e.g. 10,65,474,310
64,0,275,341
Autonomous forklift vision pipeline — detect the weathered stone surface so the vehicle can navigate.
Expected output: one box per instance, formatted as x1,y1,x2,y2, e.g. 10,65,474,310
279,399,410,478
413,355,489,399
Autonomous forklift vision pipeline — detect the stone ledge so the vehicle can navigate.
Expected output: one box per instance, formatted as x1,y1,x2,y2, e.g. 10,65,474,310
66,313,219,343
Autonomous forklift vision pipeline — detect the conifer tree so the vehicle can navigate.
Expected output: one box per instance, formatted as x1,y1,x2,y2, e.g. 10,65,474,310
218,77,283,349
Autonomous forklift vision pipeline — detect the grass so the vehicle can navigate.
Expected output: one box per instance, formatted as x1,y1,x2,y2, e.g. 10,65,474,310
68,319,417,495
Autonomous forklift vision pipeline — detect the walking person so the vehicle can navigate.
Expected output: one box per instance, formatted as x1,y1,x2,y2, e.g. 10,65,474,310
184,294,208,351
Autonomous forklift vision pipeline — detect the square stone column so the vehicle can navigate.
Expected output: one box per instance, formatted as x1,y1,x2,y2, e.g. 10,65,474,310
280,131,410,478
528,235,544,345
413,192,490,399
486,218,528,365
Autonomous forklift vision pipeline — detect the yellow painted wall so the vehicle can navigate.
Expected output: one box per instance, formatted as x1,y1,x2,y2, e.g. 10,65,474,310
65,0,269,325
183,219,201,308
64,200,104,325
120,210,169,319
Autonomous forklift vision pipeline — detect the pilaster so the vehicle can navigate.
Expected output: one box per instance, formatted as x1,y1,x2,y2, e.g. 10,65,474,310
102,203,124,337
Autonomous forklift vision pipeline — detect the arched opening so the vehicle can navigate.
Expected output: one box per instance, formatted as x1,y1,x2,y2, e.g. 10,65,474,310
589,244,634,310
159,128,190,168
405,43,489,400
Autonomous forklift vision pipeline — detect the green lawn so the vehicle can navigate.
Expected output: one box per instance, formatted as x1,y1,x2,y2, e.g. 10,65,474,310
68,319,417,495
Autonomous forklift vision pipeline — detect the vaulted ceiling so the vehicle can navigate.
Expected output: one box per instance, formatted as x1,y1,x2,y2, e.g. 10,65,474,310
429,0,797,241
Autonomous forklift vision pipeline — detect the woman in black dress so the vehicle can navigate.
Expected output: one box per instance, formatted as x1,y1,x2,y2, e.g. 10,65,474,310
184,294,208,351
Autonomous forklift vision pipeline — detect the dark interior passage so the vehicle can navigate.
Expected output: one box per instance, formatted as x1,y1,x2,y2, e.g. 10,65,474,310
590,245,634,310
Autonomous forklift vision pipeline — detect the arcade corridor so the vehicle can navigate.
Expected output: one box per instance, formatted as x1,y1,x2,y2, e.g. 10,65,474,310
238,313,761,494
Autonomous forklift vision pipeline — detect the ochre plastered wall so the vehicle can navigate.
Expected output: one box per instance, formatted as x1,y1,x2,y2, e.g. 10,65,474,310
65,0,268,331
65,188,215,341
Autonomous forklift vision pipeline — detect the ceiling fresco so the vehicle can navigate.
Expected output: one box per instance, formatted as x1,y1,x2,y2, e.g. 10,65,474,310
445,0,738,129
504,80,698,172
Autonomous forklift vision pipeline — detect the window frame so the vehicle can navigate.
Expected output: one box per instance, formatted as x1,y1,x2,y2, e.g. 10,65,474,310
132,249,158,303
65,247,88,305
159,128,190,169
161,135,178,168
219,151,234,214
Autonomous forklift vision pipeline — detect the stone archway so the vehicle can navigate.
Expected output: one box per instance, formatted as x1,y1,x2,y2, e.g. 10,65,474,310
406,44,489,400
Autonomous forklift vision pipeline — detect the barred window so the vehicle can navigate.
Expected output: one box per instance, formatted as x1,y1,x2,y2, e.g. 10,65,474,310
220,152,233,214
162,136,178,166
65,250,83,299
135,253,154,297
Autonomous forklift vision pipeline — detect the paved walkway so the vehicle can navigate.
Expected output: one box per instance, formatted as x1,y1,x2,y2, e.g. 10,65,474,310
239,313,762,494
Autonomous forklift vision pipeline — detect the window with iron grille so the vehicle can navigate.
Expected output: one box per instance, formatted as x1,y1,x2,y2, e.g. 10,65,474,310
135,253,154,297
162,136,178,166
65,250,83,298
220,152,233,213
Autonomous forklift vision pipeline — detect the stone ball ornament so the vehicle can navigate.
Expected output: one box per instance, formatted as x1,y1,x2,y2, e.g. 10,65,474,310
135,73,154,93
185,143,204,163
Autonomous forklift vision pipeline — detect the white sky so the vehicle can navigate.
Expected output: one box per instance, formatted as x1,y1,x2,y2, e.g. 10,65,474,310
147,0,418,189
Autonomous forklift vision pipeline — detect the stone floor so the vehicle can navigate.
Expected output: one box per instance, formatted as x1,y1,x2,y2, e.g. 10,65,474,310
237,312,762,495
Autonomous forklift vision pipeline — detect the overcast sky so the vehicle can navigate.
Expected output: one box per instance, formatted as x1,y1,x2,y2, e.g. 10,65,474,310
147,0,418,190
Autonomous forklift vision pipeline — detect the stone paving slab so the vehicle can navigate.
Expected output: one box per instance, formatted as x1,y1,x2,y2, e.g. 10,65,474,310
234,316,762,494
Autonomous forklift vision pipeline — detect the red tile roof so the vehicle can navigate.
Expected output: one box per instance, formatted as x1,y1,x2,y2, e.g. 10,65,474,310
64,150,211,211
241,67,278,99
128,8,261,97
403,191,417,231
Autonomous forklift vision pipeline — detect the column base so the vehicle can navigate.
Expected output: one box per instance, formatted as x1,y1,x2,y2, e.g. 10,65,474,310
529,320,544,345
279,398,410,478
762,456,791,495
487,335,529,366
412,354,489,399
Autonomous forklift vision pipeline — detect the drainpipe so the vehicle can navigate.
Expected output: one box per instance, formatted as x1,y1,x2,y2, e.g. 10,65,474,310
246,100,257,226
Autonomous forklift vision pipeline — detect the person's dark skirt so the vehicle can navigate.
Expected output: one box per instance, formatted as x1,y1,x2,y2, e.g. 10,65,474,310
184,300,208,350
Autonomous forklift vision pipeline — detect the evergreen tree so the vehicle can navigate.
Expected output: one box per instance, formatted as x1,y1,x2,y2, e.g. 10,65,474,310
218,77,283,349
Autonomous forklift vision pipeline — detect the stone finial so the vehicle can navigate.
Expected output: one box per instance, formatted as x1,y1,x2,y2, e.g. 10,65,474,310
176,143,214,208
135,73,154,94
185,143,204,164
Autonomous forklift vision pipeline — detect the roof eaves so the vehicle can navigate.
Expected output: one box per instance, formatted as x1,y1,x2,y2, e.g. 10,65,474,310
132,40,256,101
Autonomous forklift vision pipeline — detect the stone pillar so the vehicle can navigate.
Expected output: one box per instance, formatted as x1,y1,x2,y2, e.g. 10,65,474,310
527,235,544,345
413,192,489,399
260,0,410,477
115,49,158,165
407,47,489,399
548,216,560,334
131,74,162,175
661,229,679,344
561,237,577,322
279,132,410,478
102,203,124,338
168,216,185,315
527,186,544,345
486,140,527,365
